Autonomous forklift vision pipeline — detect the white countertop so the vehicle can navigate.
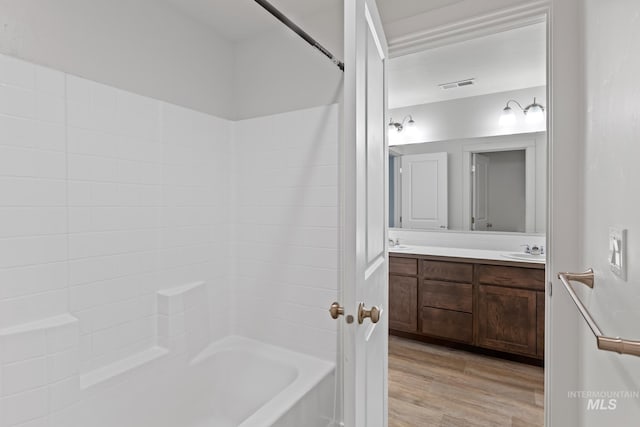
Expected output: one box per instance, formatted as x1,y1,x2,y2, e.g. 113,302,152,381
389,245,546,265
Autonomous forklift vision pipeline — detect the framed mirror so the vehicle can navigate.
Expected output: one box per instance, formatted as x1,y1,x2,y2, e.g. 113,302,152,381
388,20,547,234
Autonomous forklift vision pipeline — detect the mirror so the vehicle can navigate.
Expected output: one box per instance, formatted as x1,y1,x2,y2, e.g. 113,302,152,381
388,21,547,234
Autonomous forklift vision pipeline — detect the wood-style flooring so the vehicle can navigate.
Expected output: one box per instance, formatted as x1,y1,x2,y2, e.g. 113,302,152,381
389,336,544,427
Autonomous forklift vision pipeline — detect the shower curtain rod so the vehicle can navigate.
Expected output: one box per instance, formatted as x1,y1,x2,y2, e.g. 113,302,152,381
254,0,345,72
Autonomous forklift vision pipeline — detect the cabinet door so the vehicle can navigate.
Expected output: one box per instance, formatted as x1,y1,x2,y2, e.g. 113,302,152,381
389,275,418,332
477,284,537,356
537,291,545,357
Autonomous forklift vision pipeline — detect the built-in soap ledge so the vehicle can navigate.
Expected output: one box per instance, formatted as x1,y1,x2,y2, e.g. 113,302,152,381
0,314,80,426
79,346,168,390
78,280,212,390
157,281,211,359
0,282,212,423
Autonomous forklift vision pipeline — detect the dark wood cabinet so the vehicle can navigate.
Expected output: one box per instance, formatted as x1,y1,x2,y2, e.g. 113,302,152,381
421,307,473,343
537,291,545,357
389,275,418,332
423,260,473,283
389,253,545,361
477,284,537,356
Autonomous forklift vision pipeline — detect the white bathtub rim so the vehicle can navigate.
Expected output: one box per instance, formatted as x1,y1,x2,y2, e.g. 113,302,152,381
191,335,336,427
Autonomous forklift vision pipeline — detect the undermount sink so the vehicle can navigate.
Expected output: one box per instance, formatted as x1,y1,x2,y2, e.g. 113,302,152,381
390,245,411,250
502,253,546,263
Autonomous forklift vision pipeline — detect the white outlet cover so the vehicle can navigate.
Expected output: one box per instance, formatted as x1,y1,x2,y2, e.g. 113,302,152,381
608,227,627,280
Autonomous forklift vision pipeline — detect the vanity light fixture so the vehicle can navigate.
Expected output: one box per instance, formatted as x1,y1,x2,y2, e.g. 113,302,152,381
388,115,415,134
499,97,545,126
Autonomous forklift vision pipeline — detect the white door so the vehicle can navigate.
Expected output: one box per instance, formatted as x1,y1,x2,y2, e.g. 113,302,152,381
400,152,448,229
341,0,388,426
472,153,490,230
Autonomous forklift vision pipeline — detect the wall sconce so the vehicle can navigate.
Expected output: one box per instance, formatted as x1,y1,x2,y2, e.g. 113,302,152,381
388,115,415,135
499,98,545,126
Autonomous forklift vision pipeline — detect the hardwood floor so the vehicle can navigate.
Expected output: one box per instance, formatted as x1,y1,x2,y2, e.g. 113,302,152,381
388,335,544,427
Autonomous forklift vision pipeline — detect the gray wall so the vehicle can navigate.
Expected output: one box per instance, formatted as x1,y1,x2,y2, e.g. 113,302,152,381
486,150,526,232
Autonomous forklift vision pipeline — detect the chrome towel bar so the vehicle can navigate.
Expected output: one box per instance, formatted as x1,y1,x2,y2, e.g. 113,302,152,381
558,269,640,357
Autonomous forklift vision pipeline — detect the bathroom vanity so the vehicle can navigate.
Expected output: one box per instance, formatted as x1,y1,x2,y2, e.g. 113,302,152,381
389,248,545,362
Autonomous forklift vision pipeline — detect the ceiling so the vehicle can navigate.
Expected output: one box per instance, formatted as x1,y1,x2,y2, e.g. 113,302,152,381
162,0,463,42
388,22,547,109
162,0,342,42
376,0,465,24
161,1,545,109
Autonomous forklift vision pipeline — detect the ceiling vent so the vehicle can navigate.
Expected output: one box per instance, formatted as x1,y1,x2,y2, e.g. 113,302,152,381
439,78,475,90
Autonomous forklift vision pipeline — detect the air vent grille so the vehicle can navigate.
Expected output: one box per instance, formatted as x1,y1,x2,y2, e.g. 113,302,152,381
439,78,475,90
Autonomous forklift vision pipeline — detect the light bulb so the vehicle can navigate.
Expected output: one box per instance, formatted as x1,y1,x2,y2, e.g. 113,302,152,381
525,104,544,124
499,106,516,126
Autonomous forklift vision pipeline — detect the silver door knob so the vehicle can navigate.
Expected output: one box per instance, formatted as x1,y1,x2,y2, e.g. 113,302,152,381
358,302,381,324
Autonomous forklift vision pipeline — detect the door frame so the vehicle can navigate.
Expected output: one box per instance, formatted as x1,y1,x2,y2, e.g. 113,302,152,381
380,1,584,426
462,137,537,232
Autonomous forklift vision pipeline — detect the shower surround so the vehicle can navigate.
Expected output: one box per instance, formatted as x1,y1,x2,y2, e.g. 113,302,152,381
0,54,338,426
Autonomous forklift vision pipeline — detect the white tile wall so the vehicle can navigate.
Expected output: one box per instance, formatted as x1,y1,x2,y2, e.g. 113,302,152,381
233,105,339,362
0,315,79,427
0,53,233,425
0,55,69,342
0,53,339,425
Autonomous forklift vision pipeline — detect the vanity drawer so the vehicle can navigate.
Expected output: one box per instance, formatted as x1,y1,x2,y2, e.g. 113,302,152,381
390,257,418,275
422,260,473,283
420,307,472,343
420,280,472,313
478,265,545,291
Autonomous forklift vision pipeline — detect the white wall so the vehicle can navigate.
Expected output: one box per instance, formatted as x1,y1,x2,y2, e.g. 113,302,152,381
0,0,236,119
0,0,345,122
232,105,339,362
0,53,232,375
233,7,344,120
389,86,546,145
579,0,640,424
391,132,546,232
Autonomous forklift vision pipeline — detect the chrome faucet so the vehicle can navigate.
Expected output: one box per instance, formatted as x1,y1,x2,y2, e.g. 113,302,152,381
522,244,544,255
531,245,544,255
389,238,400,247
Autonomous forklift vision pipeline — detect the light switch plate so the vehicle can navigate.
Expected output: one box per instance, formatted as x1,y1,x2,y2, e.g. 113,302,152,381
608,227,627,280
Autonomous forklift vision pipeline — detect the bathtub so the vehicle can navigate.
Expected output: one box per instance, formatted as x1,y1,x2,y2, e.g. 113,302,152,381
51,336,336,427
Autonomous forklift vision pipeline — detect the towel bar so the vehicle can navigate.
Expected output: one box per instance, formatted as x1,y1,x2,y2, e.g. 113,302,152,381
557,269,640,357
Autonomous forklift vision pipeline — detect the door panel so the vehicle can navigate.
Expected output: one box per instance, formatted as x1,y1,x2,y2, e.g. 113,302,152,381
472,153,490,230
343,0,388,426
401,152,448,229
366,21,385,264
